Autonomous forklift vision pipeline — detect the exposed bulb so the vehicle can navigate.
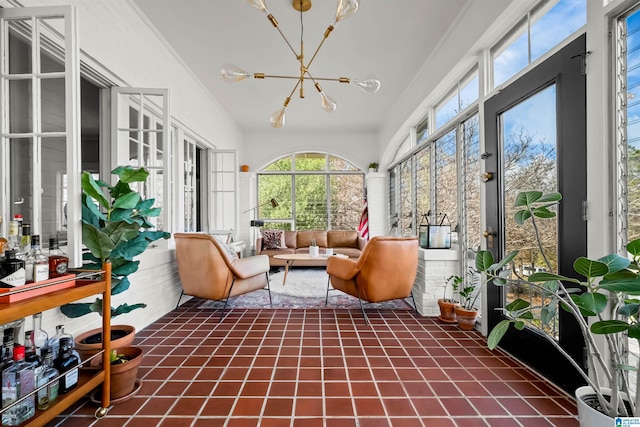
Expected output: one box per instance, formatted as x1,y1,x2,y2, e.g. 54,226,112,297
352,78,381,94
270,107,286,128
220,64,252,84
245,0,269,14
319,91,337,113
334,0,359,25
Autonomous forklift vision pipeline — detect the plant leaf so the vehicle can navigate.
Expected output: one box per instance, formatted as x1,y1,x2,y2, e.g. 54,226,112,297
628,324,640,340
112,192,141,210
59,302,94,318
114,166,149,184
598,254,631,275
570,294,597,316
578,292,608,315
598,279,640,295
141,230,171,242
628,238,640,257
619,303,640,317
81,172,109,209
111,235,150,261
82,223,115,262
514,210,531,225
591,320,630,334
476,250,495,272
536,192,562,203
111,303,147,317
514,191,542,207
505,298,530,312
574,257,609,279
487,320,511,350
111,277,130,295
532,206,556,219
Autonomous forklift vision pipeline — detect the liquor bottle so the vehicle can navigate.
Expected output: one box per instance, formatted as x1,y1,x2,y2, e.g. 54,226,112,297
36,347,58,410
0,328,15,373
24,331,43,374
53,337,79,394
48,237,69,278
0,251,26,288
25,235,48,283
29,313,48,355
1,345,36,426
5,221,19,252
47,325,73,360
19,224,31,257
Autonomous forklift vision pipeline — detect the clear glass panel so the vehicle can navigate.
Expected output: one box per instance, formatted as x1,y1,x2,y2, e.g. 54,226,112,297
295,175,327,230
329,155,358,171
627,11,640,242
154,170,163,230
501,84,558,336
129,106,139,134
435,91,459,129
434,130,457,229
399,159,412,236
329,175,364,229
143,115,151,131
41,78,65,132
530,0,586,63
9,79,32,133
257,174,291,219
416,116,429,145
463,115,481,253
264,156,292,171
459,74,479,111
415,148,430,222
156,124,164,152
9,138,33,225
142,144,150,167
41,137,66,240
494,28,528,87
125,131,139,164
39,17,65,73
8,20,32,75
295,153,326,171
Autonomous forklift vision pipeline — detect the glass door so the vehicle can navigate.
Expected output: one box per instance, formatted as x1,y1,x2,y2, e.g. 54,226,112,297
484,34,587,392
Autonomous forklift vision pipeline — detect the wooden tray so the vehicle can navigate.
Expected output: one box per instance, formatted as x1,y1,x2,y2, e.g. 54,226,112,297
0,274,76,302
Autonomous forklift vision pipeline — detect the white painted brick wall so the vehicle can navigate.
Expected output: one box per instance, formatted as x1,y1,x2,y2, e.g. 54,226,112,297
412,248,460,317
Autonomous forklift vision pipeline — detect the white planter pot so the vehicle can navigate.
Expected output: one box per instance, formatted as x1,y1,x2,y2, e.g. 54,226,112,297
309,246,319,257
575,386,616,427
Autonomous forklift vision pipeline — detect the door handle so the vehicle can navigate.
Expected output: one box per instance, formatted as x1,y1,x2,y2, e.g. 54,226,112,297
483,227,496,249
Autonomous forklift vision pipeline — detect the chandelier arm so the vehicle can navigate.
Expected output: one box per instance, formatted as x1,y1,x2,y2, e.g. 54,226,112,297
305,25,334,71
286,79,302,100
274,23,301,60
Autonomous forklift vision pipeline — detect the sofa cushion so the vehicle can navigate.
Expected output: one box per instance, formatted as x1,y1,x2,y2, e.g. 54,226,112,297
284,230,298,249
327,231,359,248
262,229,287,249
297,231,328,248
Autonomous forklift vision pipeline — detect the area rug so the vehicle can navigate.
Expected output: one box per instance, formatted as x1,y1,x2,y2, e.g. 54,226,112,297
198,268,414,310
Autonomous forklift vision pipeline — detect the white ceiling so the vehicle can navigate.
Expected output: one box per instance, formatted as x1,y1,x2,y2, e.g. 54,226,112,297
129,0,487,133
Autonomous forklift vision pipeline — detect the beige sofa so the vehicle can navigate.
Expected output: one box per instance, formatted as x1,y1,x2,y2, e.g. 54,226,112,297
256,230,366,267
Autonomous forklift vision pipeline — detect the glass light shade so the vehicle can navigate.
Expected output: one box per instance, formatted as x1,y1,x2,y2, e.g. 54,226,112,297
352,78,380,94
245,0,268,13
220,64,251,84
319,91,337,113
334,0,359,24
270,107,286,128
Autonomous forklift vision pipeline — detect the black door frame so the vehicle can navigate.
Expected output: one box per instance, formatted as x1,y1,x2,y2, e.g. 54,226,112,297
483,34,587,392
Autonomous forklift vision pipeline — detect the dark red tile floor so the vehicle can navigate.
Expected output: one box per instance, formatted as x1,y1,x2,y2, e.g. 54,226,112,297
48,299,579,426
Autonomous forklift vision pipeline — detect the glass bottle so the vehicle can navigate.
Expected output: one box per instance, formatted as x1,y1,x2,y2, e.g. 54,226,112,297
48,237,69,278
36,347,58,410
0,251,26,288
5,222,19,253
29,313,48,355
1,345,36,426
53,337,79,394
0,328,15,374
47,325,73,360
19,224,31,258
24,330,43,378
25,235,48,283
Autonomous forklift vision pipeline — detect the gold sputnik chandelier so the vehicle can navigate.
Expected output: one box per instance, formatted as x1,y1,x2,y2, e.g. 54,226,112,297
220,0,380,128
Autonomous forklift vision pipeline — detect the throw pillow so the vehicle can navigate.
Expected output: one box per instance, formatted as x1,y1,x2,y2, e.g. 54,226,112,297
221,243,239,261
262,230,287,250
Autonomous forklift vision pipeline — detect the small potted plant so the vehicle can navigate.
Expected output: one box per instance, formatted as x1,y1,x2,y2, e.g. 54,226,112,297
309,238,319,257
368,162,379,172
438,275,461,323
453,268,481,330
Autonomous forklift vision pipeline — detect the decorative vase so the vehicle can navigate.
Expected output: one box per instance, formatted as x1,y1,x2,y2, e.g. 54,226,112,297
437,299,459,323
574,386,624,427
74,325,136,365
454,306,479,330
309,246,319,257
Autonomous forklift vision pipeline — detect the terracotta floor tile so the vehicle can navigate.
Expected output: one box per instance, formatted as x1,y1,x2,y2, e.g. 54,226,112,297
137,396,175,416
325,397,355,416
232,397,265,416
440,397,479,416
325,381,351,396
382,398,417,416
353,398,386,416
200,397,236,416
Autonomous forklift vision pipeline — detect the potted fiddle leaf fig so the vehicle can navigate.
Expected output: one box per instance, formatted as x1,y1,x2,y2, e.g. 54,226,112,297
478,190,640,424
61,166,170,368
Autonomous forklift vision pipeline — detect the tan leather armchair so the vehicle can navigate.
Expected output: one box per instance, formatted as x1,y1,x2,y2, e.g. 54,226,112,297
326,236,419,322
174,233,271,320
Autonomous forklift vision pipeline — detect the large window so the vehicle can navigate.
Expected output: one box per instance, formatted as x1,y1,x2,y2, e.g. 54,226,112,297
257,153,364,231
493,0,586,87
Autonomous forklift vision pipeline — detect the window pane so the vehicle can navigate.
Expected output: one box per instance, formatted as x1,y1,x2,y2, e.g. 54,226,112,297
463,115,481,253
41,78,65,132
399,159,412,236
435,92,459,130
434,130,457,229
329,175,364,230
258,174,291,219
42,137,66,240
329,155,358,171
39,17,65,73
628,10,640,242
264,156,292,171
415,148,430,222
494,29,528,87
530,0,586,63
9,80,32,133
9,138,33,225
295,175,327,230
459,74,479,111
416,116,429,145
8,20,32,75
295,153,326,171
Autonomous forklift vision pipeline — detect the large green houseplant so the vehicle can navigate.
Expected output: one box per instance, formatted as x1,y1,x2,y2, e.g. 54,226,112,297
478,190,640,420
61,166,170,318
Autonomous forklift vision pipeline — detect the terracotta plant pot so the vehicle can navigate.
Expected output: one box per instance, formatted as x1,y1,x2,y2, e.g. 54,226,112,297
454,306,479,330
240,165,249,172
437,299,459,323
75,325,136,365
109,346,143,400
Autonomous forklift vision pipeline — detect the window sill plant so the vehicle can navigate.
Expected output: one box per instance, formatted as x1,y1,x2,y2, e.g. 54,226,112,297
478,190,640,422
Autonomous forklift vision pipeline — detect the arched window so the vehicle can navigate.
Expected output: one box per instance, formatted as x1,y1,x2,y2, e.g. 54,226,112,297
257,153,365,231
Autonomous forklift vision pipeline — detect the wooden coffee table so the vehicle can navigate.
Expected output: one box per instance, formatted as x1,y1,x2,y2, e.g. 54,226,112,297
273,253,347,286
